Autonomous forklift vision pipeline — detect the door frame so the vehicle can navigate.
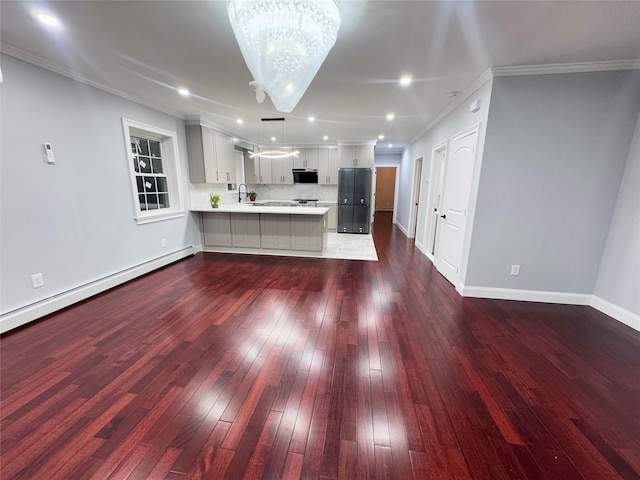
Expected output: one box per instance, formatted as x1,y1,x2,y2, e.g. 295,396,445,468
434,123,480,292
371,164,400,225
423,141,448,261
408,156,423,239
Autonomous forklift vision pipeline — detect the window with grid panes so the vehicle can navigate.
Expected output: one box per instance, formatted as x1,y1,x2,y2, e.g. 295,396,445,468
131,136,169,211
122,118,185,224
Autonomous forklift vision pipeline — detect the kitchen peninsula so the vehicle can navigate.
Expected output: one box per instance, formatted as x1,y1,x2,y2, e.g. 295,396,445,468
191,204,329,257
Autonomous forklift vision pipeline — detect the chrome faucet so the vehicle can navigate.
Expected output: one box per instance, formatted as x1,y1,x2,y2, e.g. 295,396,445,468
238,183,248,203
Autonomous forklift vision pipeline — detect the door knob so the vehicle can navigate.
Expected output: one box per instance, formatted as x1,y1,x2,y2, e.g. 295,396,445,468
440,214,446,219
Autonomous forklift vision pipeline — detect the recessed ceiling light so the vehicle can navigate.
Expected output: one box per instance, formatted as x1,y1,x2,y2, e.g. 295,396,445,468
236,119,244,124
386,113,395,121
378,135,385,140
271,136,277,142
308,116,315,123
177,87,190,97
399,75,412,87
33,11,62,28
323,135,329,141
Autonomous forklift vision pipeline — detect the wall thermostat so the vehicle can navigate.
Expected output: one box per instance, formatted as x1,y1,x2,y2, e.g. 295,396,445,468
43,143,55,164
470,99,481,113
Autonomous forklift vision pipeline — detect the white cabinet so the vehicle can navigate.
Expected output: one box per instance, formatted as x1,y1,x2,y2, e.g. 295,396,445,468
318,147,340,185
294,148,319,170
231,213,261,248
260,214,291,249
270,156,294,184
293,149,305,170
186,125,236,184
203,213,232,246
291,215,323,251
317,202,337,231
214,131,236,184
340,145,374,168
258,155,272,184
244,149,260,184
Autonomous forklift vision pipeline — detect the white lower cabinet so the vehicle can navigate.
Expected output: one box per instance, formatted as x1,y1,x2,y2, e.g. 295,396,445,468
317,202,337,231
202,211,326,253
291,216,323,251
260,214,291,249
231,213,261,248
203,213,232,246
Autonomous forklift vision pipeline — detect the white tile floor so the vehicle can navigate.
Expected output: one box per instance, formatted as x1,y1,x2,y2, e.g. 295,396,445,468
323,232,378,261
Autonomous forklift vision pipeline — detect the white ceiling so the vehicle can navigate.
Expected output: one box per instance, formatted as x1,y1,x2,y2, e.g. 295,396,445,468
2,1,640,152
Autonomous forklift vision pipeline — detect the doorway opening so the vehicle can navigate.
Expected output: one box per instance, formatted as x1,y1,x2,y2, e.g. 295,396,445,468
374,167,397,213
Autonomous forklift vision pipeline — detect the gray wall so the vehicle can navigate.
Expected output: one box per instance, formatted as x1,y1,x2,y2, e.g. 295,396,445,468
594,112,640,315
374,153,402,166
399,79,493,281
465,71,640,294
0,54,201,314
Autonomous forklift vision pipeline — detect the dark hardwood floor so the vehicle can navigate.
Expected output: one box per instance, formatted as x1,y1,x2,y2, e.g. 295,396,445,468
2,212,639,479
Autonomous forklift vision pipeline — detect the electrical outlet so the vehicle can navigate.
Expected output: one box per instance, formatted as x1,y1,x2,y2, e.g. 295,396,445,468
161,238,166,248
31,273,45,288
510,264,520,276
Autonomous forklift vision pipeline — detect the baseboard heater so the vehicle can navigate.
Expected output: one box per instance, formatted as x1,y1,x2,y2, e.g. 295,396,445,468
0,245,197,334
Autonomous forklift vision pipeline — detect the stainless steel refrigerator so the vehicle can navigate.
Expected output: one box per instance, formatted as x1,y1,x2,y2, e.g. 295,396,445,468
337,168,372,234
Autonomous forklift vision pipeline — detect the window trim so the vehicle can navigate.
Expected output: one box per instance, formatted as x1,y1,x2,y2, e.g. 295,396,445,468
122,118,186,224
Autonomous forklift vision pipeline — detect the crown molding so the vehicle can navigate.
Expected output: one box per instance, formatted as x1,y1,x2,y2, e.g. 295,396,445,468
0,43,188,121
408,68,493,145
492,59,640,77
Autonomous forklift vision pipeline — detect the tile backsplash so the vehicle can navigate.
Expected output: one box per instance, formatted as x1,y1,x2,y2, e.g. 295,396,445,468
189,183,338,208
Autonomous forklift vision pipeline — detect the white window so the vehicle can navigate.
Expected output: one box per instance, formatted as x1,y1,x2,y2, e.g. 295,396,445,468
122,118,185,224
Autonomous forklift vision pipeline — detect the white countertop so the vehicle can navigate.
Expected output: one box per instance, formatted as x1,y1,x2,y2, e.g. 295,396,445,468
191,204,329,215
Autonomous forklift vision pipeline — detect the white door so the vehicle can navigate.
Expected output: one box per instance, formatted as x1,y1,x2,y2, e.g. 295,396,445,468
435,127,478,288
409,157,423,238
426,145,447,256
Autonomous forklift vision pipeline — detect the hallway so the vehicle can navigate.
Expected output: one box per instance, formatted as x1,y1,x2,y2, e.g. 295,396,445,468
1,214,639,479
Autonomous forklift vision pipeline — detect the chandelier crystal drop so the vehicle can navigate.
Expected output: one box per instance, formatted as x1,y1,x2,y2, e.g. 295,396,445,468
228,0,341,112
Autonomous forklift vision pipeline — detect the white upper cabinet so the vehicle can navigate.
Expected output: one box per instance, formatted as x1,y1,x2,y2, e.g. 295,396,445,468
186,125,236,184
318,147,340,185
258,149,272,184
304,148,319,169
214,131,236,184
293,149,306,169
271,155,294,184
293,148,319,170
340,145,374,168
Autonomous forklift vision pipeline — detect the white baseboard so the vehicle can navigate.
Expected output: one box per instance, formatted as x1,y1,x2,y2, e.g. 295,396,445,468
461,285,592,305
461,286,639,333
0,246,196,334
396,222,410,237
591,296,640,333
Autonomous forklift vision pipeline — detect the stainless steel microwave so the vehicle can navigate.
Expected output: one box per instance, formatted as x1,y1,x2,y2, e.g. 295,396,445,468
292,169,318,184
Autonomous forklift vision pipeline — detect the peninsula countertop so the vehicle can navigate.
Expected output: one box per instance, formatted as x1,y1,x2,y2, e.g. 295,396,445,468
191,204,329,215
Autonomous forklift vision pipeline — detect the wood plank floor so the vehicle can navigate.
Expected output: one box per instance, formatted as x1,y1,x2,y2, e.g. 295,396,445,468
2,212,639,479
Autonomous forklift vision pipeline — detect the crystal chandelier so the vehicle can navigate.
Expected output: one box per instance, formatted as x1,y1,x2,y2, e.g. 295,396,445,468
227,0,341,113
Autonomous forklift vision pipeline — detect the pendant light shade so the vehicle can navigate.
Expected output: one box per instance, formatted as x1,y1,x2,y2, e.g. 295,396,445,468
228,0,341,113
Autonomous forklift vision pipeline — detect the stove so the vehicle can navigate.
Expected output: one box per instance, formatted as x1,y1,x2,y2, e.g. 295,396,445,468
291,198,319,207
